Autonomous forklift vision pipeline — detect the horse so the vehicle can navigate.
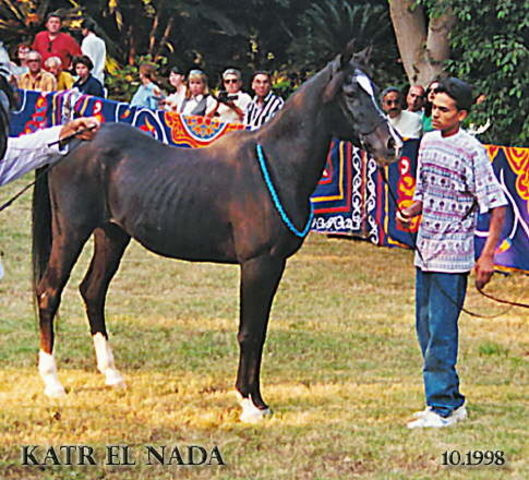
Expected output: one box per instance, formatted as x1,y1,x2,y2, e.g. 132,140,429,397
32,46,401,422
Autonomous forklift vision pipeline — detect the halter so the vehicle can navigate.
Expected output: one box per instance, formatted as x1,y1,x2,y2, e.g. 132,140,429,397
255,144,314,238
350,69,402,149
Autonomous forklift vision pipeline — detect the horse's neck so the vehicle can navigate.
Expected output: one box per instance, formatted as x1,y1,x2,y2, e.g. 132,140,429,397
259,85,332,200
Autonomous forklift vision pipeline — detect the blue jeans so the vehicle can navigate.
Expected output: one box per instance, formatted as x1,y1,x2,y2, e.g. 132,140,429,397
415,268,467,417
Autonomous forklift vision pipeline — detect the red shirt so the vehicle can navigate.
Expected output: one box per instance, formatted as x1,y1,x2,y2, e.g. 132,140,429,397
32,31,82,70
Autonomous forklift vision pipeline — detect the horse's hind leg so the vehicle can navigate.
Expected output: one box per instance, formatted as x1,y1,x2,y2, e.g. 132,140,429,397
236,255,286,422
37,229,92,398
79,224,130,388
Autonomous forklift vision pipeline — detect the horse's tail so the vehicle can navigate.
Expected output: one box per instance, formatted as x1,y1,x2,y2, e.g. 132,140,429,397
32,167,52,291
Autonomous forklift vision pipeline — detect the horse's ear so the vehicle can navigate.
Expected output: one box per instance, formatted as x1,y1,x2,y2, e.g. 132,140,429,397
323,70,345,103
339,40,355,69
354,45,373,68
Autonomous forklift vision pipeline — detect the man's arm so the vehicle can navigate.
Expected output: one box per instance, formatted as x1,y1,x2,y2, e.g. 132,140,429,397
474,206,506,289
0,117,100,187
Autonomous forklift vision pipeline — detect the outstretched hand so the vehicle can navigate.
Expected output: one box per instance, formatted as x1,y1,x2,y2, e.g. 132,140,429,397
59,117,101,142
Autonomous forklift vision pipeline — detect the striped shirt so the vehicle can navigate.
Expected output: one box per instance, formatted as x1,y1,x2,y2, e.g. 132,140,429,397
244,92,284,130
413,129,507,273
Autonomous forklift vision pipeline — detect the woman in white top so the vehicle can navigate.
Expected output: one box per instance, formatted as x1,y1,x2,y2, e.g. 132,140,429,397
163,66,187,113
179,69,216,117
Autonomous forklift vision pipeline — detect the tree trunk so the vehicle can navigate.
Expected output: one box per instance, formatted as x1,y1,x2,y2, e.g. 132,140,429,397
388,0,455,86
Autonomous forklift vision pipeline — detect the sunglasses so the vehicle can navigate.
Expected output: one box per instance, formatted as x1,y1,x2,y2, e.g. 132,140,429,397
384,99,400,106
224,78,239,84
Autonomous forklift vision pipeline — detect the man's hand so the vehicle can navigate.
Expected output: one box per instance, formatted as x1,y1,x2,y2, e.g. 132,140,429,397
474,255,495,290
474,256,494,289
396,208,412,228
395,200,423,229
59,117,101,141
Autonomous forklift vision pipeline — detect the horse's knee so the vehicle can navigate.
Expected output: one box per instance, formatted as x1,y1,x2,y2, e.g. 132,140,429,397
237,328,265,349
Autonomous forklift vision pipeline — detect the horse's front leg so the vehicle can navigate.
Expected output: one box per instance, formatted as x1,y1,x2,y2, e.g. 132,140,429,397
237,255,286,422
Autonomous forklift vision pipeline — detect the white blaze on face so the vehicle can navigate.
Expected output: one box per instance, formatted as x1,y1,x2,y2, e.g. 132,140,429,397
354,70,382,113
354,69,403,151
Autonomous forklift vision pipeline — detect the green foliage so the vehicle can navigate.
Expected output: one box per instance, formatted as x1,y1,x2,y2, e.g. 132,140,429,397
288,0,400,86
418,0,529,145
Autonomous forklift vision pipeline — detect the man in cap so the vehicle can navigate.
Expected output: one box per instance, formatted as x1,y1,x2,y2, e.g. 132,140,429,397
208,68,251,123
397,77,507,428
381,86,422,139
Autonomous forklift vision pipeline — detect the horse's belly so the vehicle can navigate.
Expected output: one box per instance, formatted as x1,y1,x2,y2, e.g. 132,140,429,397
116,216,238,263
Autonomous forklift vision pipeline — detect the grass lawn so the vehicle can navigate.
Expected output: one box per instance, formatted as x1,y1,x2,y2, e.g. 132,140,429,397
0,177,527,479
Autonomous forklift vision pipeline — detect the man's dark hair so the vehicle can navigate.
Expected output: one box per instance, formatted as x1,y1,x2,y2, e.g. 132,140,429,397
73,55,94,72
435,77,474,112
81,19,97,32
46,12,63,22
170,66,184,75
251,71,271,82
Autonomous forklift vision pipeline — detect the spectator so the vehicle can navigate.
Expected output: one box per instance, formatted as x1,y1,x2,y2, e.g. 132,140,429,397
381,86,422,139
244,71,284,130
32,12,82,70
179,69,216,116
10,43,31,77
72,55,104,97
163,66,187,113
17,51,57,92
207,68,251,124
406,85,425,113
422,79,440,134
130,63,163,110
44,56,74,91
80,18,106,85
397,77,506,429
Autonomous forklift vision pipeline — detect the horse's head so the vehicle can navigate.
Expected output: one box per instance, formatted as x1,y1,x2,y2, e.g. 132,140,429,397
324,45,402,166
0,63,15,160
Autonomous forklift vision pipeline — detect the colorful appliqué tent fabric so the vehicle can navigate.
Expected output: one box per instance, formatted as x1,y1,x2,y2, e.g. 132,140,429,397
10,90,529,272
10,89,245,146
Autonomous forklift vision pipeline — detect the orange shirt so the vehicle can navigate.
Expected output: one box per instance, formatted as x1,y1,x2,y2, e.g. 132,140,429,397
18,71,57,92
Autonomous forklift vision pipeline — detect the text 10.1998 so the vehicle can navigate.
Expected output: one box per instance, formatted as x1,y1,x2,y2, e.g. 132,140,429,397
442,450,505,467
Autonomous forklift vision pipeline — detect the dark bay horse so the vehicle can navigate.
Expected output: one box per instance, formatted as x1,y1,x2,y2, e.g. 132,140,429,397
32,47,401,422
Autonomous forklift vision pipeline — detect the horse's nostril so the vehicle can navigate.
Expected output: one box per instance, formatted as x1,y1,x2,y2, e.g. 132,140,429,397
387,137,395,152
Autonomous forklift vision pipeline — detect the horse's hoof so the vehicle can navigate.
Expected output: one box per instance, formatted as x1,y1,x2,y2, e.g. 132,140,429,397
44,384,66,398
104,370,126,389
238,396,272,423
